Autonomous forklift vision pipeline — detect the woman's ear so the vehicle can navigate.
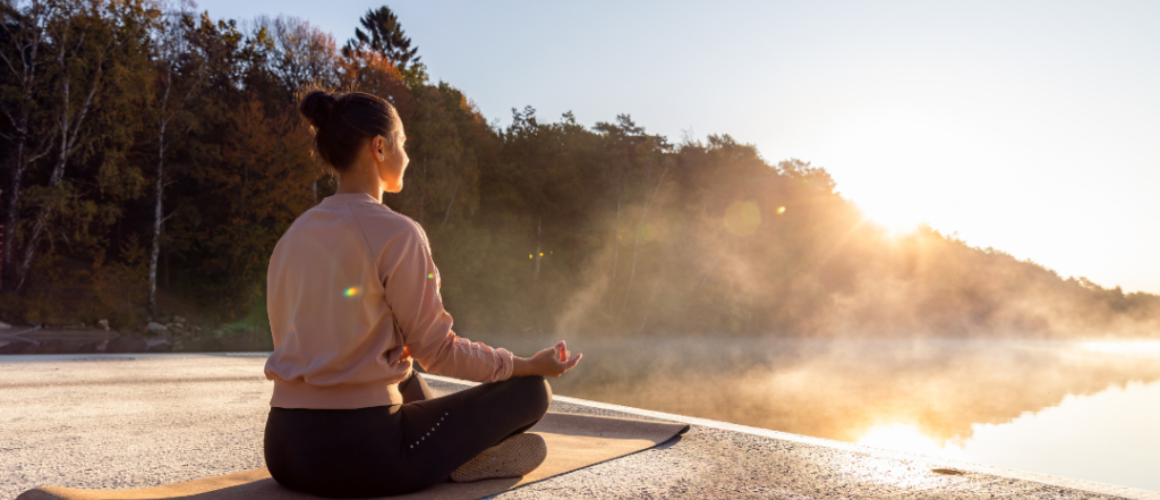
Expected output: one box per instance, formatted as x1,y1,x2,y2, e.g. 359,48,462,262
374,136,386,162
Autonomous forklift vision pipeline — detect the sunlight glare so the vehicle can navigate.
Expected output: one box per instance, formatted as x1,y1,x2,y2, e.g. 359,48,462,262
814,101,958,238
859,202,922,237
858,423,947,457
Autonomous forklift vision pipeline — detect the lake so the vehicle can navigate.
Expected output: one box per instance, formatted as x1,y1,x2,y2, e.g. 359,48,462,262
478,334,1160,492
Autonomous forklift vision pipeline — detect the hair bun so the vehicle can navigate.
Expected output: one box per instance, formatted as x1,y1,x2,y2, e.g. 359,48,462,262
299,90,336,129
298,90,399,173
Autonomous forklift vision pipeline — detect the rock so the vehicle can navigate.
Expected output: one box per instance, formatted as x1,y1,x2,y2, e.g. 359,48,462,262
0,341,9,349
96,339,109,352
213,330,225,339
97,319,110,331
147,322,169,332
174,316,187,323
0,321,12,329
145,338,168,349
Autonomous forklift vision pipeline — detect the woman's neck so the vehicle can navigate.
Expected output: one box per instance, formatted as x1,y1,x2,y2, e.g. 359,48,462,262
335,162,383,202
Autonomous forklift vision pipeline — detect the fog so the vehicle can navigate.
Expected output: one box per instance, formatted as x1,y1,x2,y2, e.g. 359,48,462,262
452,141,1160,448
477,334,1160,446
525,165,1160,340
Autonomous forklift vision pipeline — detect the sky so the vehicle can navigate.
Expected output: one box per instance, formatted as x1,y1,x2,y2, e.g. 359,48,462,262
195,0,1160,294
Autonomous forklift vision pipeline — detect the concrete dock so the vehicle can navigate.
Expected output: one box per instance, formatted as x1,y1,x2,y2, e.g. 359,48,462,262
1,353,1156,500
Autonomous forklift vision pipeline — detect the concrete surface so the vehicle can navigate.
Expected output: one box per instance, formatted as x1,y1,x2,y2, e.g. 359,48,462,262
1,353,1157,500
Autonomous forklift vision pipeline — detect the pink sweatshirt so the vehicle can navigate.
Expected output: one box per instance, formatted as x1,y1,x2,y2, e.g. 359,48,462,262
263,192,514,409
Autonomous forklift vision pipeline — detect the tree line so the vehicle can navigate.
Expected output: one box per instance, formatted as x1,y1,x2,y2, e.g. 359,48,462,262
2,0,1157,339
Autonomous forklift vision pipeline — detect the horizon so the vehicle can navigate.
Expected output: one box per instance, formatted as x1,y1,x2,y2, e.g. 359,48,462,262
194,0,1160,295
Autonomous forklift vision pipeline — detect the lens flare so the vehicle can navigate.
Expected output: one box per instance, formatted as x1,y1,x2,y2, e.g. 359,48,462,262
724,200,762,236
641,223,658,242
342,287,360,297
427,273,434,279
777,206,786,215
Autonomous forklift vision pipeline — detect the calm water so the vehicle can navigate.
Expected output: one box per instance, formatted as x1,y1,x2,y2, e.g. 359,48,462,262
479,334,1160,492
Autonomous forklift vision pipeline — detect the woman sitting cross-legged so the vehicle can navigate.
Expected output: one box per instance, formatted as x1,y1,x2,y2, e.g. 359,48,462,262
262,89,583,498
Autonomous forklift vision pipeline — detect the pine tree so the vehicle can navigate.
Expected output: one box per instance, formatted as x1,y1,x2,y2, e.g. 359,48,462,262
341,6,426,88
342,6,420,72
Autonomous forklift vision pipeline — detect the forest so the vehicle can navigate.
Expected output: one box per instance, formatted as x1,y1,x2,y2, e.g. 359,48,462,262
2,0,1158,340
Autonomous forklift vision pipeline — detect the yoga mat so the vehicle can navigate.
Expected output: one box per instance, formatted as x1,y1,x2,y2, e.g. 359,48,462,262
18,412,691,500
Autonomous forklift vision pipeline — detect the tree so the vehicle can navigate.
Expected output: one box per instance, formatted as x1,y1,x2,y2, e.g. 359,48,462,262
14,0,153,291
342,6,425,87
258,14,337,103
0,0,56,290
383,82,485,228
143,5,207,315
592,115,670,320
150,10,275,315
192,96,314,313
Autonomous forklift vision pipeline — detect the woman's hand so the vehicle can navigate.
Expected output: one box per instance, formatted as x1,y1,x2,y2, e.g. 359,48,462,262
512,340,582,378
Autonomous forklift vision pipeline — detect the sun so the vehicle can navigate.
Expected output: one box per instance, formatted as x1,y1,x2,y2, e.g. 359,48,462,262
857,199,923,236
807,99,958,238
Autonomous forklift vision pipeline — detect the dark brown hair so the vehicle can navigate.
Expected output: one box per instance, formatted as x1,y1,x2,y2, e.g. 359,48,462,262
298,90,401,172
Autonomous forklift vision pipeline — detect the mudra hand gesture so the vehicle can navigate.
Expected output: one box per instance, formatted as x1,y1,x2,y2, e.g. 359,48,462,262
512,340,582,378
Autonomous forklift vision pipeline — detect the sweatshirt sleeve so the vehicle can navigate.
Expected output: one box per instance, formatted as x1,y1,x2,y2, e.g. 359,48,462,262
382,220,514,383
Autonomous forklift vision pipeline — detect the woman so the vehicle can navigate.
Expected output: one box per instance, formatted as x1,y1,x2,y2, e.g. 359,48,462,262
262,90,582,498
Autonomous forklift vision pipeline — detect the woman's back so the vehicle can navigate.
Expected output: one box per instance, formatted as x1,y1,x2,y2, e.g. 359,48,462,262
264,192,515,409
265,192,412,408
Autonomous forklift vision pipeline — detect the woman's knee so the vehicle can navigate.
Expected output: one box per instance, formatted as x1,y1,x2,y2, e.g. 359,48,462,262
507,375,551,417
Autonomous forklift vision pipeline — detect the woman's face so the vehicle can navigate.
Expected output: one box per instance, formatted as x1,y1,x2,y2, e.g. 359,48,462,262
377,127,409,193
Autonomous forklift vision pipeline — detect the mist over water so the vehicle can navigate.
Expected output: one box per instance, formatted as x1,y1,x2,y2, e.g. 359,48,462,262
485,335,1160,442
472,333,1160,491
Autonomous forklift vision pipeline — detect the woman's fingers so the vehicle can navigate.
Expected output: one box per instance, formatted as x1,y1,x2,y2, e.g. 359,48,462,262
547,354,579,377
564,352,582,370
554,340,567,362
533,341,581,377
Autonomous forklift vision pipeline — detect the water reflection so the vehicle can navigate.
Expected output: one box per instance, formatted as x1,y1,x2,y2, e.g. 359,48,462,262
945,379,1160,491
858,423,945,456
479,335,1160,491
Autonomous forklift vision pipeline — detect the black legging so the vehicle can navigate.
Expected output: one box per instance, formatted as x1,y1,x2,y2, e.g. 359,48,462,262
264,372,551,498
